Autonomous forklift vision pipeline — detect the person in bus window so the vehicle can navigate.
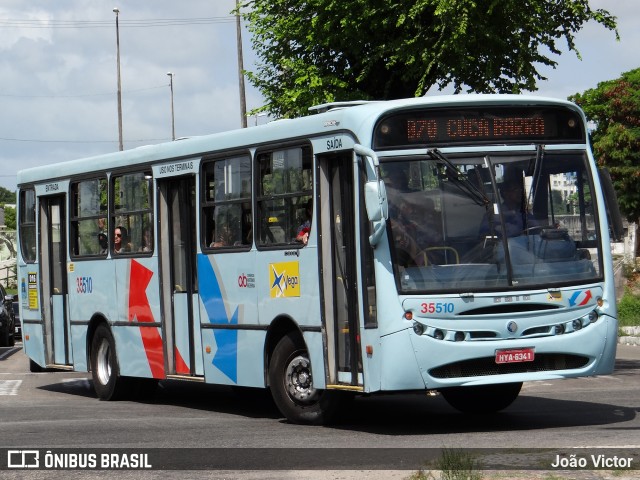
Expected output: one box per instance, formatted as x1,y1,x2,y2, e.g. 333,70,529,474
114,226,130,254
98,233,108,254
139,227,152,252
295,199,313,245
497,180,543,236
481,171,540,238
210,225,233,247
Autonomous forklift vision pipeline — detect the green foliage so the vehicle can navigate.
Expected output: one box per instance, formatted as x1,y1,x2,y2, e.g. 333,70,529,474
436,448,482,480
551,190,567,215
0,186,16,204
239,0,617,118
409,449,482,480
570,68,640,224
3,206,16,230
618,288,640,327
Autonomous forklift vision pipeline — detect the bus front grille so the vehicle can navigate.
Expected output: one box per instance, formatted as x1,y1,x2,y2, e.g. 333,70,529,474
429,353,589,379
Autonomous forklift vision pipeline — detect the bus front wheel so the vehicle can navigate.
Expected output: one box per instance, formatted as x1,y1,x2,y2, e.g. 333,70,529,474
269,332,341,425
90,324,129,401
440,382,522,413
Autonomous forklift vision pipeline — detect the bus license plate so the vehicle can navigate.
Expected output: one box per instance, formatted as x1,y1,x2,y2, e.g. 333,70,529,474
495,348,535,364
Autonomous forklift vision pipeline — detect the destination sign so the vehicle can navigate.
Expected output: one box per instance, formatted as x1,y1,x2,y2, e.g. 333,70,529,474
373,106,585,148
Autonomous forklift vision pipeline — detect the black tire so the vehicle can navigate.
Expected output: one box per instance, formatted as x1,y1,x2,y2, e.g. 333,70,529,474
269,332,343,425
440,382,522,414
90,324,130,400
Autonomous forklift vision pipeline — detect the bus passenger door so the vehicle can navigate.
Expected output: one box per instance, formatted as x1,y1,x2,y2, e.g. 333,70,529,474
158,177,203,378
38,195,72,367
318,152,363,388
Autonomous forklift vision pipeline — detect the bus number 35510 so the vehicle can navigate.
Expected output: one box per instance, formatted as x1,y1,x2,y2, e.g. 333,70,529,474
421,302,455,314
76,276,93,294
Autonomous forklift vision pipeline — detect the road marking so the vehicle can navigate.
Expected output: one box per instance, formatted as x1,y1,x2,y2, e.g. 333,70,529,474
0,347,20,360
0,380,22,395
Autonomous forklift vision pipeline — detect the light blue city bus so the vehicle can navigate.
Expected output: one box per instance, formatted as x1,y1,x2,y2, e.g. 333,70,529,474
17,95,623,424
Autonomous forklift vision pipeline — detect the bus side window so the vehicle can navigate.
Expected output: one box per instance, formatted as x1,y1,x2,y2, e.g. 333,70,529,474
19,188,37,263
70,178,108,258
256,146,312,247
111,171,153,256
201,154,252,250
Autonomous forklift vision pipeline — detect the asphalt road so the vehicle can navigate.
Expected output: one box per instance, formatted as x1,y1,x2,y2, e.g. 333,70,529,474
1,342,639,479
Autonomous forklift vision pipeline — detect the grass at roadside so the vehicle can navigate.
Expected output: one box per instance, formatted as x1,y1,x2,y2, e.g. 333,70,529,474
617,260,640,330
407,449,482,480
618,288,640,328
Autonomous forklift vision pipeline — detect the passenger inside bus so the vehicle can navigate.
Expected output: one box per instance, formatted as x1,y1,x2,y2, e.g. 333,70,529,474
98,233,108,254
114,226,130,254
480,168,541,238
210,226,233,247
139,227,152,252
295,198,313,245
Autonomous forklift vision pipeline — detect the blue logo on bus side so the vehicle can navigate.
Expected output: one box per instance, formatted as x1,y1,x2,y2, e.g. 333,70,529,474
197,254,239,383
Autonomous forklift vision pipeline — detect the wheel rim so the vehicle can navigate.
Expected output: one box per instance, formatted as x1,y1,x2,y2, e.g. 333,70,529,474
284,353,318,405
96,338,112,386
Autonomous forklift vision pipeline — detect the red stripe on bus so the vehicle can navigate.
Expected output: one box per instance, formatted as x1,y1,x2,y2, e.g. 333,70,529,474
129,260,165,378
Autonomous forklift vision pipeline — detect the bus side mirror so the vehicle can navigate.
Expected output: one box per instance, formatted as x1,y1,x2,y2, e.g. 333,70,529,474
364,181,388,246
364,181,387,222
355,144,389,246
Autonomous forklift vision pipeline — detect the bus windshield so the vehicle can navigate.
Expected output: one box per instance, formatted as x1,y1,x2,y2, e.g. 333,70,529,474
382,149,603,293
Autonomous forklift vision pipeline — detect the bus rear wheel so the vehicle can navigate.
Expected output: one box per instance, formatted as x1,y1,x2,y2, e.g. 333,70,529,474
269,332,342,425
440,382,522,413
90,324,129,401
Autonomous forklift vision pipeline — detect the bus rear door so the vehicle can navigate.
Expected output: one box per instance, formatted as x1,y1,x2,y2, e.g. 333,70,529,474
38,191,72,368
157,173,204,378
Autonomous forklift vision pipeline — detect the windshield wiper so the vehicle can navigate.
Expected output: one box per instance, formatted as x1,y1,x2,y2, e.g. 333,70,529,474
428,148,490,207
527,144,545,207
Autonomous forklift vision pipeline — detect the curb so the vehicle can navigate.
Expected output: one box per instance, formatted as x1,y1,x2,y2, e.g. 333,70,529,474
619,326,640,346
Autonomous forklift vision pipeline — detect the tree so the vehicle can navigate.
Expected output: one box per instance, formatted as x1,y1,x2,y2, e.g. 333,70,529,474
0,187,15,204
4,206,16,231
240,0,618,118
569,68,640,226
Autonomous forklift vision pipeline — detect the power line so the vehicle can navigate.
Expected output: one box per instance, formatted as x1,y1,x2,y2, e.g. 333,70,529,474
0,16,236,29
0,85,168,99
0,137,170,144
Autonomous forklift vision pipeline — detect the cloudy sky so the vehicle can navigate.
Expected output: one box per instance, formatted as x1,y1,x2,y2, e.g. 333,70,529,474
1,0,638,192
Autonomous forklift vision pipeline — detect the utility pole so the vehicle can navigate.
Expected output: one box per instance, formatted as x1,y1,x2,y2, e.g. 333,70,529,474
236,0,247,128
113,7,124,151
167,72,176,141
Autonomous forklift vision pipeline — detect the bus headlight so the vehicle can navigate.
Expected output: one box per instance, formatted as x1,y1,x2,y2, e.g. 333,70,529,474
588,310,599,323
572,319,583,331
412,321,425,336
